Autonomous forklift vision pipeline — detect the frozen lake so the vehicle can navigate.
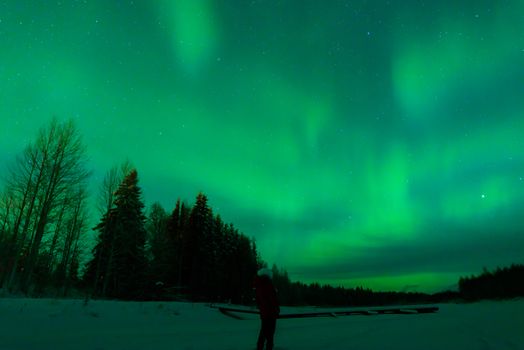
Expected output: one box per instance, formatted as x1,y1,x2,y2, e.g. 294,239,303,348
0,298,523,350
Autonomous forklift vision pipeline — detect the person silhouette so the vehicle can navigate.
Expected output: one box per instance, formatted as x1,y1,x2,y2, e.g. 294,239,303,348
254,268,280,350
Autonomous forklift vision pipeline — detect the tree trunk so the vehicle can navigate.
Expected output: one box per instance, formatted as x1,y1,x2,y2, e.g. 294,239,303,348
19,125,67,294
5,130,53,292
48,198,68,273
57,196,80,286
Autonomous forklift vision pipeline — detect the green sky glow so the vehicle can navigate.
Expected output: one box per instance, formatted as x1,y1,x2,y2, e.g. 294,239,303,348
1,0,524,292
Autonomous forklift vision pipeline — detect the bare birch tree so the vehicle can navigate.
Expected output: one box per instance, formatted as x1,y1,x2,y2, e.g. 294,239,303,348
96,160,133,216
0,119,90,294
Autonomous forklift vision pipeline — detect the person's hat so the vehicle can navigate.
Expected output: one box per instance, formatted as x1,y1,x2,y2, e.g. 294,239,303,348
257,268,273,279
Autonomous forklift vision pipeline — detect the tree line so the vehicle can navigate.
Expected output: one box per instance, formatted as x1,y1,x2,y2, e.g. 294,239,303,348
1,119,523,305
270,263,524,307
81,169,260,302
459,264,524,301
270,265,445,307
0,119,261,302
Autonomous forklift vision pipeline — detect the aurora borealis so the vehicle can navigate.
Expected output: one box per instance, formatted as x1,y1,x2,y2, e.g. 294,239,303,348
1,0,524,292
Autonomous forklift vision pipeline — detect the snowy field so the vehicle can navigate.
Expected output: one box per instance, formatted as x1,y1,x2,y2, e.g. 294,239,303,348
0,298,523,350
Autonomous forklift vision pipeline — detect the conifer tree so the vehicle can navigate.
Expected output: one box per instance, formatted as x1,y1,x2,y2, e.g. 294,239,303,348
147,202,169,285
177,201,191,291
187,193,213,298
111,169,148,299
85,169,148,300
164,199,181,287
213,214,226,300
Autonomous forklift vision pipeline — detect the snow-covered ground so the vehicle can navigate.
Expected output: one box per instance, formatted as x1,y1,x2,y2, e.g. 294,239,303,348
0,298,523,350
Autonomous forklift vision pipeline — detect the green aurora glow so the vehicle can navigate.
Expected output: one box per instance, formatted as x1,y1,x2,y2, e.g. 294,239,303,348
1,0,524,292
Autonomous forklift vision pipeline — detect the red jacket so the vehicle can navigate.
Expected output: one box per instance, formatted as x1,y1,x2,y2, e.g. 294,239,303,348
254,275,280,319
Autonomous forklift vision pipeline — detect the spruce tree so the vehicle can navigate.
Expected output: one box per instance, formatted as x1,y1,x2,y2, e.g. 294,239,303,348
177,201,191,291
187,193,213,299
213,214,226,300
84,209,118,298
163,199,181,288
84,169,148,300
147,202,169,286
112,170,148,299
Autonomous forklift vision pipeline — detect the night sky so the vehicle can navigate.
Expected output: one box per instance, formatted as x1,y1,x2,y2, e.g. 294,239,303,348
1,0,524,292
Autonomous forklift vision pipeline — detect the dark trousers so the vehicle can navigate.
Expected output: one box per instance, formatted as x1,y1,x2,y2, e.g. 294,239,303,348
257,317,277,350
